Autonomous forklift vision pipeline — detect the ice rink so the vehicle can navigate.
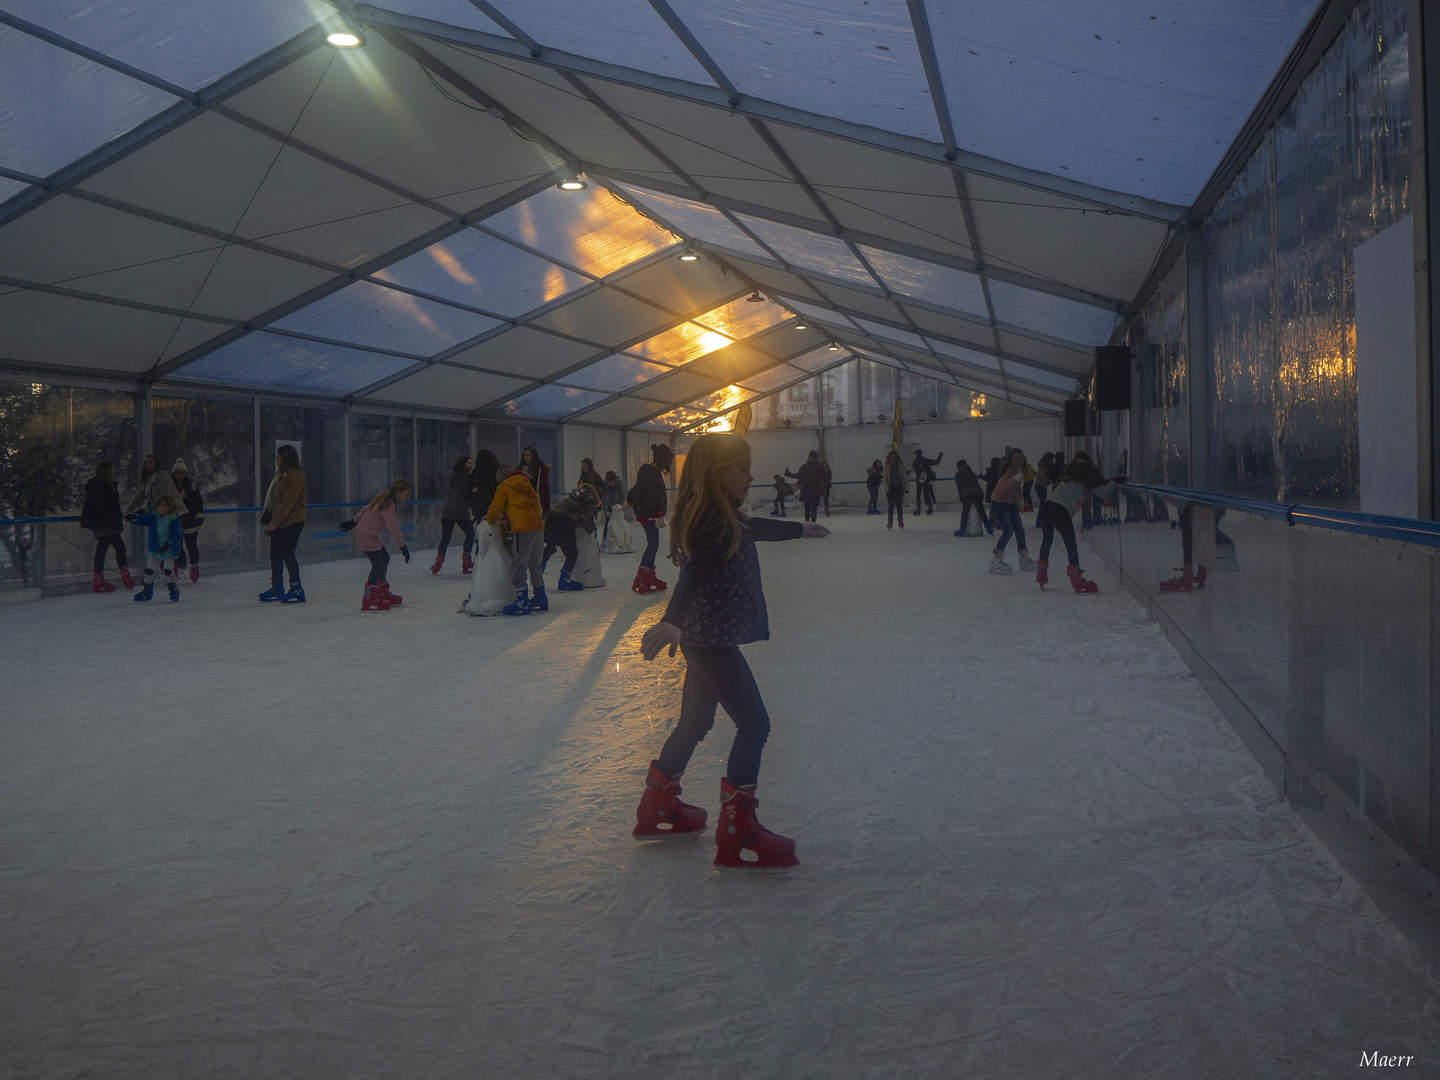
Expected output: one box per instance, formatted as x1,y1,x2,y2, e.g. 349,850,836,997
3,511,1437,1078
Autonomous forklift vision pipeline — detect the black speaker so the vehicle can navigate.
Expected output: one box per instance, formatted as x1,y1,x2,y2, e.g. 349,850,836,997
1093,345,1132,411
1063,399,1087,437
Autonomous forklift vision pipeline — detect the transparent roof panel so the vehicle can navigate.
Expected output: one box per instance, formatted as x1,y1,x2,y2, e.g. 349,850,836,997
4,1,321,91
790,344,850,372
643,403,715,430
987,281,1117,345
666,0,942,142
270,280,502,356
1,24,180,178
497,384,611,418
558,353,671,392
780,299,856,330
741,363,808,393
481,185,677,278
927,338,1001,372
364,0,512,37
858,246,989,318
178,332,416,396
493,0,717,86
927,0,1317,204
1005,359,1081,392
370,228,588,318
616,184,775,263
851,318,931,352
0,178,30,204
734,214,875,286
626,322,733,365
684,385,755,415
694,295,792,340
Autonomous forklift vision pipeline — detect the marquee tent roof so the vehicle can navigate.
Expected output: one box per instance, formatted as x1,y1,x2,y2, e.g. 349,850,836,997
0,0,1325,428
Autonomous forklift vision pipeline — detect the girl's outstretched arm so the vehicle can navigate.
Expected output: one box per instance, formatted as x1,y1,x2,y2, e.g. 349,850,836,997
641,619,681,660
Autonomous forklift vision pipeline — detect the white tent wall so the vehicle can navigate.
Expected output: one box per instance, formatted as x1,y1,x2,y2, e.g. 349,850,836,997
748,416,1063,507
561,423,624,489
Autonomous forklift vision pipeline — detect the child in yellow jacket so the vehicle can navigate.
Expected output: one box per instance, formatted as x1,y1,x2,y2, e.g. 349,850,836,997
487,467,547,615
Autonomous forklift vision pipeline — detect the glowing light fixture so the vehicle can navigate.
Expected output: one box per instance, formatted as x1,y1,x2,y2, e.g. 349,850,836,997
745,291,763,303
794,321,808,330
557,171,587,191
678,246,699,262
326,30,364,47
827,342,841,351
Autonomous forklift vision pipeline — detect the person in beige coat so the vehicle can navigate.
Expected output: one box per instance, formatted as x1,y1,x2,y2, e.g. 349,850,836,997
259,444,307,603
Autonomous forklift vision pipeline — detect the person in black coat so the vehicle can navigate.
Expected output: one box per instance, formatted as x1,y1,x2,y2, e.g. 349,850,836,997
465,449,501,524
627,443,673,591
170,459,206,582
543,487,600,591
80,460,132,591
912,449,943,515
952,460,988,537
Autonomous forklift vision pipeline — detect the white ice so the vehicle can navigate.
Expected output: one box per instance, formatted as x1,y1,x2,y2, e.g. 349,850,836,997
2,512,1437,1078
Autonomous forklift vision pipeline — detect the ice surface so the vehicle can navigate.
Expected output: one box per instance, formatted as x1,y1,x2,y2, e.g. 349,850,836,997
2,513,1437,1077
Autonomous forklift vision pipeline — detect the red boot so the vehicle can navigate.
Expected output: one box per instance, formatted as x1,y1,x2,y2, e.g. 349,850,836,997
1195,565,1208,588
379,580,402,605
1035,558,1049,589
1160,565,1194,592
633,761,708,840
644,565,667,591
189,565,199,584
631,568,651,594
361,584,390,611
91,571,116,593
714,778,799,871
119,567,136,590
1067,565,1098,593
430,554,444,575
461,552,474,575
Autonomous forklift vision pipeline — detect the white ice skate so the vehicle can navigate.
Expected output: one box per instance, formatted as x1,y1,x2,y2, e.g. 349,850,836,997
1017,551,1037,572
989,551,1013,575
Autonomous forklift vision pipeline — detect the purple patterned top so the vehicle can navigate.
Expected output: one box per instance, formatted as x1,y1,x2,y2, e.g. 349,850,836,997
661,516,803,647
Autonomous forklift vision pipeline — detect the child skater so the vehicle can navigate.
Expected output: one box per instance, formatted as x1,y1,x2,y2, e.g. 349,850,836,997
488,458,547,615
353,480,412,611
634,433,829,871
128,495,184,603
628,443,673,592
1034,452,1124,593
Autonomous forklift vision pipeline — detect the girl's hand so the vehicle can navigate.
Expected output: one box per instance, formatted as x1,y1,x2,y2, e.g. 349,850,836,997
641,620,681,660
801,522,830,539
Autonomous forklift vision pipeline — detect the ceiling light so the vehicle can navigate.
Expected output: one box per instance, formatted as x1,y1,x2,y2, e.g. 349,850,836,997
746,291,763,303
828,342,840,351
557,171,587,191
326,30,365,47
678,246,699,262
794,321,808,330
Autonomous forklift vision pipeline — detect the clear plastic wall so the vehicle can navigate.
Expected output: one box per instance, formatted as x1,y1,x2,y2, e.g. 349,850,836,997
1088,500,1437,882
1203,0,1411,508
1135,257,1189,485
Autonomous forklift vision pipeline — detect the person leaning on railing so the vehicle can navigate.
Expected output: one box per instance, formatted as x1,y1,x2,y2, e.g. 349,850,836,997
259,444,307,604
81,459,134,592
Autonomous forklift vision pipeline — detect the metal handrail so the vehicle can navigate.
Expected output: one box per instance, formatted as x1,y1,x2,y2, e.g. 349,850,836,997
1122,483,1440,549
0,499,444,527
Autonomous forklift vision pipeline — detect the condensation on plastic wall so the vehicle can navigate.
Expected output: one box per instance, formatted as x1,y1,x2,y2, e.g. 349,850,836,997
1204,0,1410,509
1136,256,1189,486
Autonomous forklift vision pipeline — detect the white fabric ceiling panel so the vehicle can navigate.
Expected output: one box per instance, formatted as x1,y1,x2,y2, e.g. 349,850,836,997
775,299,856,330
482,184,675,277
818,185,977,264
446,326,598,377
270,280,501,356
370,229,588,318
665,0,941,142
558,353,671,392
858,246,988,317
527,289,666,348
0,24,180,179
428,47,675,180
357,119,554,216
150,247,336,323
988,281,1117,346
0,289,221,371
964,174,1171,303
742,323,832,359
177,332,417,395
901,306,997,349
995,331,1092,373
810,281,904,323
615,184,775,263
488,0,716,86
369,363,530,411
733,214,874,286
497,383,610,418
573,396,672,427
927,338,1002,373
5,1,319,92
584,82,822,220
927,0,1316,204
643,369,725,404
364,0,512,37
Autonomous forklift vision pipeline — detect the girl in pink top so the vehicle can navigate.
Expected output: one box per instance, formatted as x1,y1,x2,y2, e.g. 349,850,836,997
354,480,412,611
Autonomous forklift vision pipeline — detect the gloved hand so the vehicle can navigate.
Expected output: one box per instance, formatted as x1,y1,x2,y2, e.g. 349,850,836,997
124,513,137,522
158,543,171,555
400,546,410,564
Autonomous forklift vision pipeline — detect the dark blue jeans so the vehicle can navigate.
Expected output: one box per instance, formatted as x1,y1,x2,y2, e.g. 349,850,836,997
638,520,661,567
658,645,771,788
365,547,390,585
867,485,880,512
268,521,302,585
992,501,1026,553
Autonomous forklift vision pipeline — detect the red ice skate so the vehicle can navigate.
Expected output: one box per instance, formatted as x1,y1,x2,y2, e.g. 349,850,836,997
379,580,402,605
430,554,444,575
631,565,667,593
119,567,136,590
714,778,799,871
1067,564,1098,593
1035,558,1049,588
461,552,474,574
189,565,199,584
633,761,708,840
91,571,116,593
361,584,391,611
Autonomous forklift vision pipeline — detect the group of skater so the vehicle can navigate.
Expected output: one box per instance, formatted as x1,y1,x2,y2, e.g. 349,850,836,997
81,453,206,601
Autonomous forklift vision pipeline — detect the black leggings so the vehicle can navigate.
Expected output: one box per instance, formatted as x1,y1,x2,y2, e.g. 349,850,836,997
365,547,390,586
437,517,475,557
92,533,128,573
542,537,579,573
268,520,303,585
640,520,660,568
1038,502,1079,565
803,500,819,522
886,486,905,521
657,645,772,788
175,532,200,569
957,495,985,532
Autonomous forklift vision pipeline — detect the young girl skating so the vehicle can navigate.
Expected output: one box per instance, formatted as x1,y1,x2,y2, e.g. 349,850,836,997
128,495,184,603
628,443,673,593
634,433,828,871
353,480,412,611
1034,452,1124,593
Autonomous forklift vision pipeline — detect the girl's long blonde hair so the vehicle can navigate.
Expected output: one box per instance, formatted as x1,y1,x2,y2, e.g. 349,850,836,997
668,433,749,564
367,479,412,511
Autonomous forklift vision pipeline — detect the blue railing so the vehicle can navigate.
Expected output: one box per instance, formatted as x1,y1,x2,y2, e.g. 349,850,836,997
0,499,444,528
1121,483,1440,549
